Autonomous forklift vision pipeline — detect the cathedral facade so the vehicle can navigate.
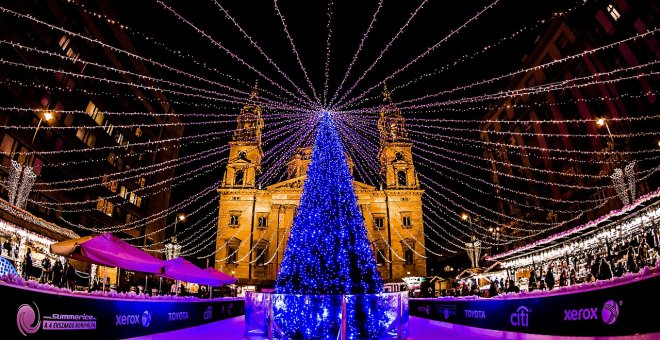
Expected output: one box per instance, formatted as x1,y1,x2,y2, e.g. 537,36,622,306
215,86,427,282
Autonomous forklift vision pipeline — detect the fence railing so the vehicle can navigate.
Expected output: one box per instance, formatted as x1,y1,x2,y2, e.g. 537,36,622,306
245,291,409,339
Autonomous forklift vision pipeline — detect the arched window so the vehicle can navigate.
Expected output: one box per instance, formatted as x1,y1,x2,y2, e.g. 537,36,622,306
397,171,407,186
239,151,247,160
404,249,413,265
234,170,244,185
395,152,404,161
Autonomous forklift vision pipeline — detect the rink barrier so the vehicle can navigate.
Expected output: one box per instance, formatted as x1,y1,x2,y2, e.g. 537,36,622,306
1,282,244,339
410,272,659,336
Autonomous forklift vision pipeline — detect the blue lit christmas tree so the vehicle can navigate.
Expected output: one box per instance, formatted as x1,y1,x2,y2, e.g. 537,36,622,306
275,112,383,294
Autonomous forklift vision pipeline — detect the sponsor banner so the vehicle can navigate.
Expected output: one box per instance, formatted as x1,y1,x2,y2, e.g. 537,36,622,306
2,283,243,338
410,273,659,336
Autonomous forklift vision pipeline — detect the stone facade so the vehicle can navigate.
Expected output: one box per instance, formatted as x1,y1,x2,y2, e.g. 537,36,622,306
215,86,426,281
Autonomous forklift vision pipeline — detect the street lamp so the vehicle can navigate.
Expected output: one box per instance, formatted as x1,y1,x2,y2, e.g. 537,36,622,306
595,117,614,142
461,213,481,269
9,111,55,208
31,111,54,145
165,213,186,260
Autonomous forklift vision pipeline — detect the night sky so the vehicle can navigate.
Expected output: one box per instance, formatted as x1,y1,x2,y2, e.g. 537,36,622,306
100,0,596,268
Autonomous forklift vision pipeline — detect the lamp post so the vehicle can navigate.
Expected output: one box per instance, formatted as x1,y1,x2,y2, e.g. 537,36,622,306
596,117,614,143
9,111,54,208
461,213,481,269
165,213,186,260
597,117,636,205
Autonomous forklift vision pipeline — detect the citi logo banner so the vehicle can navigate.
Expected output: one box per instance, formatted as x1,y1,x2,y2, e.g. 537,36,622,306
510,306,530,327
204,306,213,321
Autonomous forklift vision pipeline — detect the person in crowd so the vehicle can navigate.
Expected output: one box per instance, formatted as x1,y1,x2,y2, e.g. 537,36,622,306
470,282,480,296
569,268,578,285
545,266,556,290
598,258,613,280
614,261,625,277
559,270,568,287
22,248,33,280
638,238,649,267
51,259,63,287
488,280,499,297
539,279,547,290
626,248,638,273
63,259,76,290
590,257,600,280
585,272,596,283
528,269,537,292
39,257,52,283
505,279,520,293
3,238,11,256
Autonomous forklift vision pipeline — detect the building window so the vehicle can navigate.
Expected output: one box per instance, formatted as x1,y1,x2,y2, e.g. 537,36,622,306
103,121,115,136
397,171,407,186
402,213,412,228
96,198,114,216
255,241,268,266
227,246,238,264
134,127,142,137
373,215,385,230
138,177,146,187
226,238,241,264
239,151,247,160
229,212,240,227
607,4,621,21
376,248,387,266
234,170,244,185
404,249,413,265
58,34,80,61
257,213,268,229
85,101,105,125
76,128,96,148
395,152,404,161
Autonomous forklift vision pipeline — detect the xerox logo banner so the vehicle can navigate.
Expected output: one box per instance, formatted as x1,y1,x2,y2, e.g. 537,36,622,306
563,300,622,325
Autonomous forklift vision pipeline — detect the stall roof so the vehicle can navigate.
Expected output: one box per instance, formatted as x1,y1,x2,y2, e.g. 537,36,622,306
50,233,165,274
0,198,78,241
486,190,660,262
203,267,237,285
162,257,231,286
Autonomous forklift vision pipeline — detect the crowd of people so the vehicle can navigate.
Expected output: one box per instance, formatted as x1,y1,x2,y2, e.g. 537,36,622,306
20,247,78,289
438,230,658,298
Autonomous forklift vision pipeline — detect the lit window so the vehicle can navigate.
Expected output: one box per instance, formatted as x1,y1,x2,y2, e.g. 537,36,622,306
85,101,104,125
96,198,114,216
607,4,621,21
103,121,114,136
76,128,96,148
135,127,142,137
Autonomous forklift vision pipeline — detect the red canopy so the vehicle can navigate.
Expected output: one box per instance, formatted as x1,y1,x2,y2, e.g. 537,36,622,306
162,257,230,286
50,233,165,274
204,267,237,285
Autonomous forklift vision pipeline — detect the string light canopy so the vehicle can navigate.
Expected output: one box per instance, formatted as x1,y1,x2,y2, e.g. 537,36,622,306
0,0,655,266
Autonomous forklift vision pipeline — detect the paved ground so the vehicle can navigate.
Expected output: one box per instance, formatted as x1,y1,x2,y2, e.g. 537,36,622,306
128,316,657,340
